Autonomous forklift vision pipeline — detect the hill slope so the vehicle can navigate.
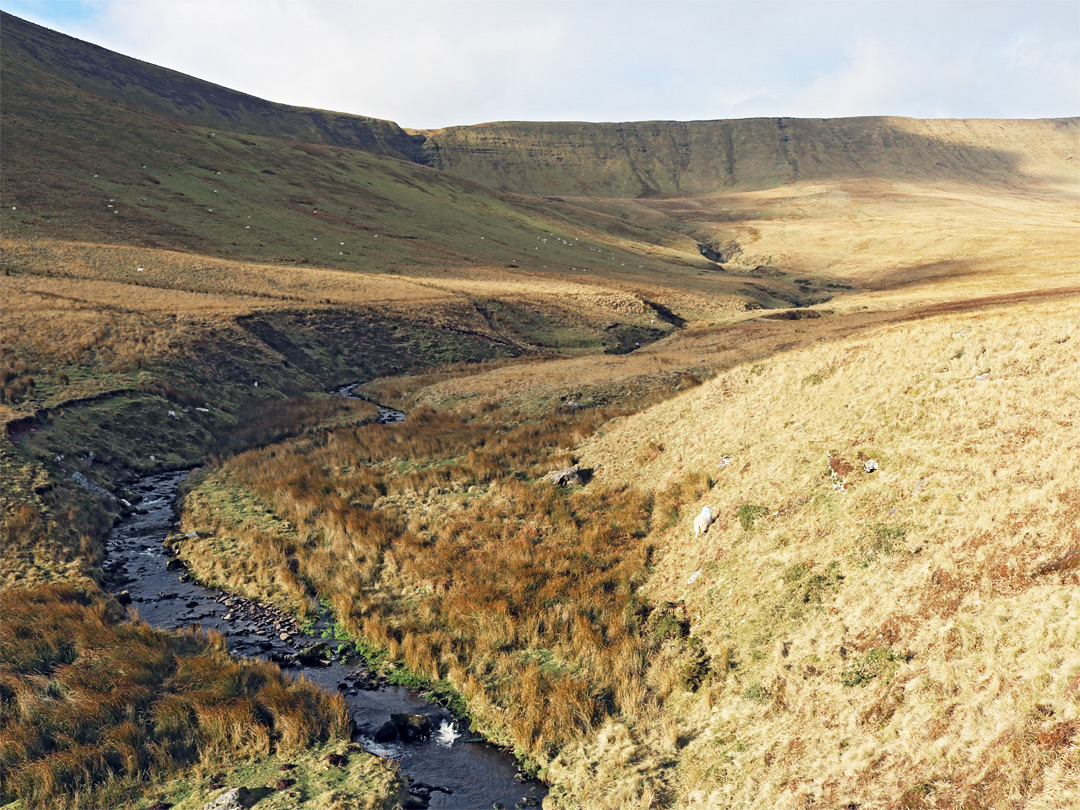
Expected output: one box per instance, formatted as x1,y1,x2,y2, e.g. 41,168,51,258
416,116,1079,197
1,11,423,160
569,299,1080,809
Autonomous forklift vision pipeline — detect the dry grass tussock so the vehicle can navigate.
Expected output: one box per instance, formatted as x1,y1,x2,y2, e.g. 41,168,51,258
0,583,363,809
576,299,1080,808
0,442,112,590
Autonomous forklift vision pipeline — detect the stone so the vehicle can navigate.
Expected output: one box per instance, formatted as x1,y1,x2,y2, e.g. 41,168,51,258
201,787,253,810
295,642,330,665
542,464,591,487
71,471,115,503
373,720,398,743
391,713,434,742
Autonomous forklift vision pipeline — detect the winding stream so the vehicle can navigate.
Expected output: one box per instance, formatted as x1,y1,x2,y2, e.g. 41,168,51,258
103,392,546,809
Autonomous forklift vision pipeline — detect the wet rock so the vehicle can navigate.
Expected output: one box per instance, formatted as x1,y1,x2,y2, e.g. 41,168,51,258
374,720,398,743
391,713,434,742
295,642,330,665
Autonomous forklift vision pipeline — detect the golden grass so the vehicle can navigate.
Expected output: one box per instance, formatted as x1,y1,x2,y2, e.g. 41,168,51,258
0,583,364,809
573,298,1080,808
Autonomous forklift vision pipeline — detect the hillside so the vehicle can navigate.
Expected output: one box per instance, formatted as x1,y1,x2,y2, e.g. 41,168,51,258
2,10,1079,810
570,300,1079,808
416,116,1079,197
0,11,423,161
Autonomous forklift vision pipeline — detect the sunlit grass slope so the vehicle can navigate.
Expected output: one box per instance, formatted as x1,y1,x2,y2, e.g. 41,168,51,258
569,299,1079,809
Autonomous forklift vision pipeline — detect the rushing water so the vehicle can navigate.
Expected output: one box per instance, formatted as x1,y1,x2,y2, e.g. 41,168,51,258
104,466,546,808
332,383,407,423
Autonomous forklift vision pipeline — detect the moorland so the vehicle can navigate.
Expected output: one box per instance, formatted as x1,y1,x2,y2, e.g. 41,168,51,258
1,11,1078,810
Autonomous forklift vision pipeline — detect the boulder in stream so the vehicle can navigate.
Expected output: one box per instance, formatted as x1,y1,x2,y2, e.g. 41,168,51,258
373,720,399,743
392,713,434,742
295,642,330,665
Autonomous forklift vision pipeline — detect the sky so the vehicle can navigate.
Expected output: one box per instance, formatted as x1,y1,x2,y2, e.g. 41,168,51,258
2,0,1078,128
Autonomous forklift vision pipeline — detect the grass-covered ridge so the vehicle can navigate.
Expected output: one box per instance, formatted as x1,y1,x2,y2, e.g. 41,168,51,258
418,116,1079,197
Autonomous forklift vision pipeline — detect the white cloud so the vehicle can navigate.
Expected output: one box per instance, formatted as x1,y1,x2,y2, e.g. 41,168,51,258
5,0,1077,126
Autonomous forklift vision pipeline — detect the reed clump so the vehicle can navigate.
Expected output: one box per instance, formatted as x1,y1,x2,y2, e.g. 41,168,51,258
0,583,350,809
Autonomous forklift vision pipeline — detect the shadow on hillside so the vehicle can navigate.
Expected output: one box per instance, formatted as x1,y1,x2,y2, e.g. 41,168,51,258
859,259,989,293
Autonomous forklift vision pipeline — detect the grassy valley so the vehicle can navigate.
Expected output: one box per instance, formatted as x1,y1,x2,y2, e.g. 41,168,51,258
2,10,1078,810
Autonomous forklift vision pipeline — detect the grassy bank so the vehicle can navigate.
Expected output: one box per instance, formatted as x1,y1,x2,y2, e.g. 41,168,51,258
177,396,718,772
0,583,398,810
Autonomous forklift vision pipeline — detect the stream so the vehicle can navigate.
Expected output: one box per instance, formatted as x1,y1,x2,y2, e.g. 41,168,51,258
103,391,547,810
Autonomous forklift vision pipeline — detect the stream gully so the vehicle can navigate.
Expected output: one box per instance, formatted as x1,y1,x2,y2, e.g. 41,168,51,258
103,390,546,809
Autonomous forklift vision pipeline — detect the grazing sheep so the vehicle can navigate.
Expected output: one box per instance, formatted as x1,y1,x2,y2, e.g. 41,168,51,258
694,506,714,537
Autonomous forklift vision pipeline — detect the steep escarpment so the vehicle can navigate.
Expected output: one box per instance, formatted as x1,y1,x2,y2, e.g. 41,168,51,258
417,116,1079,196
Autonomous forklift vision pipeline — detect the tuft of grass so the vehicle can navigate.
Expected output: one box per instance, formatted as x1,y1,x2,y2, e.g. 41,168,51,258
742,683,770,702
0,583,372,809
736,503,768,531
840,647,908,688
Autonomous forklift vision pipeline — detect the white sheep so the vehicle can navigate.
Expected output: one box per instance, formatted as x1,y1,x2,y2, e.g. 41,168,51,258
694,506,714,537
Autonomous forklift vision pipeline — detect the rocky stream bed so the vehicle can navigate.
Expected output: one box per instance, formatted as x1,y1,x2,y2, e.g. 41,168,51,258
102,393,547,809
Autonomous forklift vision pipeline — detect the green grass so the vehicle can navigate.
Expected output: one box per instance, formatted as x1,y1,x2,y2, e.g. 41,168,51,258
736,503,769,531
840,647,909,688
